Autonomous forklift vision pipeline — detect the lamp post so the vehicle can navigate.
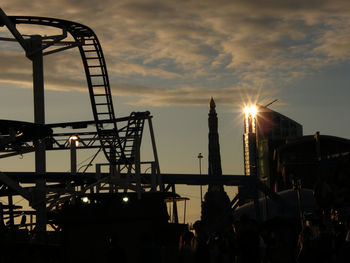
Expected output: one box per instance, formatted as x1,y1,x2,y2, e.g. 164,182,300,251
198,153,203,203
69,135,79,192
69,135,79,176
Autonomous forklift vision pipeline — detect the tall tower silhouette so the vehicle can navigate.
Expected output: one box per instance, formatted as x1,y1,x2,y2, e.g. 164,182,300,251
208,97,223,190
201,97,231,233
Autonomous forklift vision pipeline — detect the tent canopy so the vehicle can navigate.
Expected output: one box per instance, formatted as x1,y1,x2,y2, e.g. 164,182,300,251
233,188,318,221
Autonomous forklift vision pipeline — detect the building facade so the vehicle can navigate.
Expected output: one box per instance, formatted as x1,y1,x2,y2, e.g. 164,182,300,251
243,105,303,191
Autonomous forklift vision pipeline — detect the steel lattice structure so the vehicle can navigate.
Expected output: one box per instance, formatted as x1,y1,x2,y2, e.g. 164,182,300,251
0,9,166,231
5,15,137,164
0,9,280,233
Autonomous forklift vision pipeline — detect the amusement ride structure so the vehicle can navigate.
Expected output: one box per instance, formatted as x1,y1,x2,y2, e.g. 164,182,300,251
0,8,283,243
0,8,164,233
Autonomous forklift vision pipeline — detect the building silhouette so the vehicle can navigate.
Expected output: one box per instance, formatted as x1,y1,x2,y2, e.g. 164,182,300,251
275,134,350,209
243,105,303,191
242,105,350,219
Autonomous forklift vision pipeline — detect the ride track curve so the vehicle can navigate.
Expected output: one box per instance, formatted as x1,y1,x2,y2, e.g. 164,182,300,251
7,16,140,165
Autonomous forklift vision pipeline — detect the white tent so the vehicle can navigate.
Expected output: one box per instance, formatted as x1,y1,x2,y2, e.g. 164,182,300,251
233,188,318,220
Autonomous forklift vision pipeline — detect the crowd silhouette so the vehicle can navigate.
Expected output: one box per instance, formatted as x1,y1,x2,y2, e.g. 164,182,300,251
179,215,350,263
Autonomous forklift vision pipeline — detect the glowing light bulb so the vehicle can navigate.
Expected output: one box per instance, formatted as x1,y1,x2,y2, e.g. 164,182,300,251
82,197,89,203
69,135,79,147
122,196,129,203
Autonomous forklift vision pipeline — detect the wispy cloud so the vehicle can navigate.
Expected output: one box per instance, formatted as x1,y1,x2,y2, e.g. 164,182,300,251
0,50,274,106
1,0,350,106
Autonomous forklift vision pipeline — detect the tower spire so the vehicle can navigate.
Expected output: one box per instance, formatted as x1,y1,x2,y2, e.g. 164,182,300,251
208,97,222,183
201,98,231,233
210,97,216,109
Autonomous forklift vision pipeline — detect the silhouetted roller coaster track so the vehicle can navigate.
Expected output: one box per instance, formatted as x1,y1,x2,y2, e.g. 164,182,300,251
8,16,145,164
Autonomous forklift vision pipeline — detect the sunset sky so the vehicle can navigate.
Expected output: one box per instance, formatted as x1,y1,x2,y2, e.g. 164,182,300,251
1,1,350,223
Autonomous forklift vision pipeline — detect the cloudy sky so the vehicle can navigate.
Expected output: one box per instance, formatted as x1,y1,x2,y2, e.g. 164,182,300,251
1,1,350,222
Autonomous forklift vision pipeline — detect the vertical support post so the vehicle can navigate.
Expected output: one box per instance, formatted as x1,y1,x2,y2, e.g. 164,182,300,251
114,163,120,193
135,135,142,199
150,162,157,192
31,35,47,233
183,199,187,224
70,138,77,176
7,194,14,228
147,117,163,191
171,184,178,224
126,162,133,189
95,164,101,194
70,137,78,192
109,146,117,193
30,214,33,231
169,201,172,222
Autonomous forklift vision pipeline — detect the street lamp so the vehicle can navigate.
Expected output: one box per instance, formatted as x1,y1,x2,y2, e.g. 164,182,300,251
198,153,203,203
68,135,79,147
69,135,79,176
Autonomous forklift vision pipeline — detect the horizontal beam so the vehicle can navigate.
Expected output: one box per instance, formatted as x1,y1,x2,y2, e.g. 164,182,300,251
2,171,252,186
161,174,255,186
46,114,152,129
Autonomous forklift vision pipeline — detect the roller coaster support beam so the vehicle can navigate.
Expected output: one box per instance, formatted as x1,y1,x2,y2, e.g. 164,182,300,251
30,35,47,233
147,118,164,191
171,184,179,223
0,172,31,201
0,9,47,232
0,8,28,52
135,135,142,199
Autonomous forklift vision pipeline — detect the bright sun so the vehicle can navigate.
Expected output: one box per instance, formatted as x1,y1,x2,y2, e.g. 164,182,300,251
244,105,258,117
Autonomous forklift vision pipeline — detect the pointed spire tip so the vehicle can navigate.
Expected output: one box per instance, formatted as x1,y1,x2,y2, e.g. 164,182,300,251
210,97,216,109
